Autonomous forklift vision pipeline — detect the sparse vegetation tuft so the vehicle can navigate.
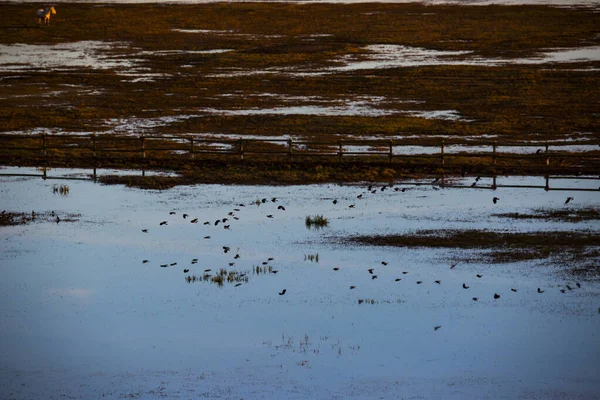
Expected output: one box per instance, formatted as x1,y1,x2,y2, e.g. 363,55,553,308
305,215,329,229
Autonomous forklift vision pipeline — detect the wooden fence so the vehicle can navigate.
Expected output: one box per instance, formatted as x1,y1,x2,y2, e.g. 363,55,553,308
0,133,599,167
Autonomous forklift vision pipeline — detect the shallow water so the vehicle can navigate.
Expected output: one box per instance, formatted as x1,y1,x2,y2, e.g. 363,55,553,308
0,173,599,399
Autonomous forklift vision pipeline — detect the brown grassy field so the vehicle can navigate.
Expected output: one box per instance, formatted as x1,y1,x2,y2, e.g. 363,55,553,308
0,3,599,182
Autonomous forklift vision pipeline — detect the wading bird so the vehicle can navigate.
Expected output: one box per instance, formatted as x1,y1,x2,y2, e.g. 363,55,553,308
278,205,285,210
183,269,189,273
350,286,356,290
169,212,176,215
279,289,286,296
142,229,148,233
493,197,500,204
191,218,198,223
183,214,188,219
511,288,517,292
537,288,545,293
160,221,167,226
435,280,441,284
381,261,388,266
333,267,339,271
332,199,338,204
494,293,501,299
267,215,274,218
476,274,483,278
450,263,458,269
142,260,149,264
395,278,401,282
565,197,574,204
434,325,441,331
417,281,422,284
473,297,478,301
235,283,242,287
463,283,469,289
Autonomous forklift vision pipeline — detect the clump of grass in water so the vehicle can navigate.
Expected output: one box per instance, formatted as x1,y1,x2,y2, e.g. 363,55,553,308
211,274,224,287
52,184,70,196
305,215,329,230
254,265,274,274
304,253,319,263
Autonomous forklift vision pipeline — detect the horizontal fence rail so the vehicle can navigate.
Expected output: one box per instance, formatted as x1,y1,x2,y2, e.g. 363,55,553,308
0,133,599,167
1,167,598,193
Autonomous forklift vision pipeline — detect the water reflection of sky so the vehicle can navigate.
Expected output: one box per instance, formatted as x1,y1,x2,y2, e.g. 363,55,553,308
0,173,599,399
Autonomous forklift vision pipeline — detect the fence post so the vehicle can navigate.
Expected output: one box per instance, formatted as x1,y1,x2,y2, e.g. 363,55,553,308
545,141,549,166
545,175,550,191
441,140,445,165
140,135,146,158
190,137,194,159
92,134,97,158
239,139,245,160
492,175,497,190
492,141,497,165
288,139,293,162
41,133,47,158
338,139,343,162
389,140,393,162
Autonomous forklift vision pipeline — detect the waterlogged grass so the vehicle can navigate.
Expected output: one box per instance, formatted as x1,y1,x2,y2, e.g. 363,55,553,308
348,229,600,269
185,265,276,287
52,184,70,196
493,208,600,222
0,210,80,226
304,253,320,263
305,214,329,229
0,3,599,144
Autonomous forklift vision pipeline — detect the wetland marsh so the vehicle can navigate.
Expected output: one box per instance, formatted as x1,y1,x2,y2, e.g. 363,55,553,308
1,1,600,398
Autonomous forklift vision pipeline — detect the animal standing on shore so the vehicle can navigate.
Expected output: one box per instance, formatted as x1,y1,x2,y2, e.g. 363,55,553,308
36,6,56,26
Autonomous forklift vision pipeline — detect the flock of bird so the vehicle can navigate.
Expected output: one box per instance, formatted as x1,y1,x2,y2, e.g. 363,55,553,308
138,179,584,317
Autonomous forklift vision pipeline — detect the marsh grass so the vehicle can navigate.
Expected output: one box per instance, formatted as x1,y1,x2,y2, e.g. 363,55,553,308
494,208,600,223
349,229,600,268
305,215,329,229
304,253,319,263
52,184,70,196
0,4,598,147
186,266,268,286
